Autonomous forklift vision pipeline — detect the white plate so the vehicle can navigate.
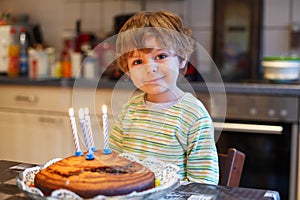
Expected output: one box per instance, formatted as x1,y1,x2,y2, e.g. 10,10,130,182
16,154,180,200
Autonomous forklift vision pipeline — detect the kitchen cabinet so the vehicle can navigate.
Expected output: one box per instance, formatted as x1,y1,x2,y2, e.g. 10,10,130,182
0,111,73,164
0,85,73,164
212,0,262,81
0,84,137,164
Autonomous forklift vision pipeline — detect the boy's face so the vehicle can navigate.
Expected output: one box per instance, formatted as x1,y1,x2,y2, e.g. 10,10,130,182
126,37,187,101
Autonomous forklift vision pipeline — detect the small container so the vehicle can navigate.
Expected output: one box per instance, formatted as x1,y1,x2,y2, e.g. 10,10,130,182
262,57,300,82
28,47,49,79
45,47,56,78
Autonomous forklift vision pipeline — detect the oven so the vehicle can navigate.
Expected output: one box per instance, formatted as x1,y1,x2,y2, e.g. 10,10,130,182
200,93,299,200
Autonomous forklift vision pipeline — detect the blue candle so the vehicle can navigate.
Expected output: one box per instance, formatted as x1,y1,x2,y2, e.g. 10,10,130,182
79,108,94,160
84,108,96,152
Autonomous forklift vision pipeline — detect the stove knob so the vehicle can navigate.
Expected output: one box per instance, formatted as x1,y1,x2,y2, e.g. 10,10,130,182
268,109,275,117
249,108,257,116
280,109,288,117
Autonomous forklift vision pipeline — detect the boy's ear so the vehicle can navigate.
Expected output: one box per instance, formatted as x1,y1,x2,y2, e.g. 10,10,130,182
179,57,188,69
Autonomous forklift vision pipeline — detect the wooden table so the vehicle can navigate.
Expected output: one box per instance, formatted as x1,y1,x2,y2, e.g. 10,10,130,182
0,160,280,200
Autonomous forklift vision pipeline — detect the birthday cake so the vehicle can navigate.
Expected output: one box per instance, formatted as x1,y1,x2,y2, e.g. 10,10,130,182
34,150,155,198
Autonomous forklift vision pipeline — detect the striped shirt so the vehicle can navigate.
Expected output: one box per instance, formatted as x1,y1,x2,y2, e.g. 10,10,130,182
110,92,219,185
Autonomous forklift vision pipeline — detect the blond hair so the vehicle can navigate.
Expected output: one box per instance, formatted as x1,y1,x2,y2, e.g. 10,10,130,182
115,10,194,72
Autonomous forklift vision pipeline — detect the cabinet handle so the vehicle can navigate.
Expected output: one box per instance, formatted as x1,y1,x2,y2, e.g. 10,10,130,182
38,117,62,124
15,95,39,103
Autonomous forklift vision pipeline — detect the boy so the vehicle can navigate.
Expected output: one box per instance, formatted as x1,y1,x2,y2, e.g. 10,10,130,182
110,10,219,185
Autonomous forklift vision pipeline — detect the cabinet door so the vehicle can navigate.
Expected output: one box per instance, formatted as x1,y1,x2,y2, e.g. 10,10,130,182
212,0,263,81
0,111,74,164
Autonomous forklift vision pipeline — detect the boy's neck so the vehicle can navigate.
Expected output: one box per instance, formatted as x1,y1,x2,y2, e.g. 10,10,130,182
145,89,185,103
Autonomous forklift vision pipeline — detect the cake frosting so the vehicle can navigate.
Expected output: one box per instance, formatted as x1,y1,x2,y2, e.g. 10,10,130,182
34,150,155,198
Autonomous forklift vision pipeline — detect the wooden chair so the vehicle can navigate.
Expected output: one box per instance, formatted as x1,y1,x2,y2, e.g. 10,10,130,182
218,148,245,187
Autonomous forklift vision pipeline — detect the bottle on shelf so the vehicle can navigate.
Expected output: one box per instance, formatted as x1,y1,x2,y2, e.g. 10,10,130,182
61,48,72,78
19,26,29,77
61,31,76,78
82,51,98,79
7,27,19,77
44,47,56,78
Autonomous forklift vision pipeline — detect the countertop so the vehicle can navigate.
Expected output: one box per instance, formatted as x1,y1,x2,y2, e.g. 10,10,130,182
1,76,300,97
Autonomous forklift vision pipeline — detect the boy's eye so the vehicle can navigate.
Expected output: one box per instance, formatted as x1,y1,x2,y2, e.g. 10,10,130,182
155,54,168,60
132,59,143,65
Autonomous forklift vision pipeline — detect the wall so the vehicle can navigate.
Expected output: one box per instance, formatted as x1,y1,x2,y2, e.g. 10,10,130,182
0,0,299,58
263,0,300,56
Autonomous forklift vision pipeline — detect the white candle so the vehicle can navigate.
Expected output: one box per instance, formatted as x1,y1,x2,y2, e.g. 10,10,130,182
84,107,96,151
68,108,82,156
102,104,111,154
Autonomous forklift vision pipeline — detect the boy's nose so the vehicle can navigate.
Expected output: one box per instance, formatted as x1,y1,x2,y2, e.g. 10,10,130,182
145,63,158,73
145,58,158,73
150,65,158,72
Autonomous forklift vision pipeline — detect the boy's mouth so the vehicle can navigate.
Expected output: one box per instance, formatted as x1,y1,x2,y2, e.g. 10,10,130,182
144,77,164,84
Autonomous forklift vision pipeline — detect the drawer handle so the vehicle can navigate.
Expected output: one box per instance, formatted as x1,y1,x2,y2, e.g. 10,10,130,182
15,95,39,103
214,122,283,135
39,117,62,124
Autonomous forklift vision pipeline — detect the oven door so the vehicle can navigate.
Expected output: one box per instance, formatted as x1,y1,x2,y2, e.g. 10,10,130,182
214,121,298,200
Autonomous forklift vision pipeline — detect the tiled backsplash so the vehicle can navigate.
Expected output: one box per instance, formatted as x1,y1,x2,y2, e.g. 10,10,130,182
0,0,299,58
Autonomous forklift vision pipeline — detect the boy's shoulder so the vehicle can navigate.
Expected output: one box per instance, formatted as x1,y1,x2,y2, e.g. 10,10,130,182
180,93,209,115
181,92,204,106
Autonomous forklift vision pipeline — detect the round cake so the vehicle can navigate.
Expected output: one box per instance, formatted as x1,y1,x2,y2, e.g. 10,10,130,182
34,150,155,198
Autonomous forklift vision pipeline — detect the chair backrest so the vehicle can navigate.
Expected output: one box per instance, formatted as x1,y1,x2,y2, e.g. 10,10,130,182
218,148,245,187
